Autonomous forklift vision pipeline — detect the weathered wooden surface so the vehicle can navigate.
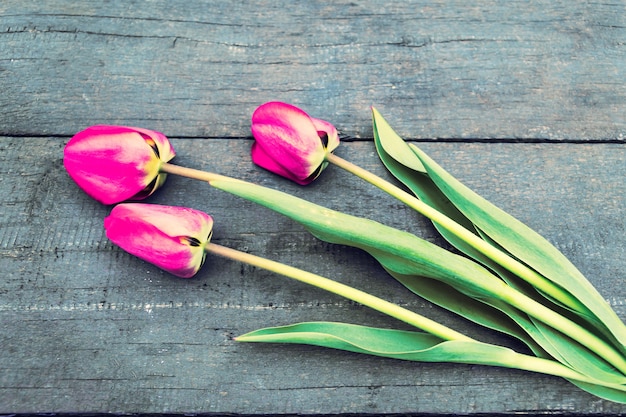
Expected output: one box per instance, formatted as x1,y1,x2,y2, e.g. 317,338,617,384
1,138,625,414
0,0,625,415
1,0,625,140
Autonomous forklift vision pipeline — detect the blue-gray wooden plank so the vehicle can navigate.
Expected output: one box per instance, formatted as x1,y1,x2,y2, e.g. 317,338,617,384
1,0,625,414
0,0,625,139
0,137,624,414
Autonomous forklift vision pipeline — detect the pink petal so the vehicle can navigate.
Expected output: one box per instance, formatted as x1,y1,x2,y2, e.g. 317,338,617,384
251,102,327,183
252,102,321,153
105,215,199,278
250,142,301,182
250,124,322,181
311,117,340,153
64,126,163,204
112,203,213,239
104,204,212,278
134,126,176,162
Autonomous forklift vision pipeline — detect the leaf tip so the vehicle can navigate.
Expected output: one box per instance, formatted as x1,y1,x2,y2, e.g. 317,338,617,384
233,334,251,342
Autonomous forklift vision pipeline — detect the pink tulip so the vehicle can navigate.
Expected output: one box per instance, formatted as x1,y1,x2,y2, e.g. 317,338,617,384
63,125,176,205
104,203,213,278
251,102,340,185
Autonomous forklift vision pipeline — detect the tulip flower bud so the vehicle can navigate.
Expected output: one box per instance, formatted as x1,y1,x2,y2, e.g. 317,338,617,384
104,203,213,278
63,125,176,205
251,102,340,185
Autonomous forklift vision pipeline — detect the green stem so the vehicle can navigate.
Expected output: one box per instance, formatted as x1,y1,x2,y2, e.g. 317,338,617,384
205,242,474,342
161,161,236,183
497,352,626,395
499,283,626,375
327,154,626,373
162,161,626,375
207,243,626,396
325,153,588,316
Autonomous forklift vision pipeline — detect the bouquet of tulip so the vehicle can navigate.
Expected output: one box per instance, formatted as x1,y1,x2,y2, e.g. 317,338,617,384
63,102,626,403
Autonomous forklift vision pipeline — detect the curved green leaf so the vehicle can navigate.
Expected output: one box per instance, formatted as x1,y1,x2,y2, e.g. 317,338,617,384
372,108,585,319
209,177,509,302
371,107,626,353
372,109,570,313
238,321,445,353
370,109,427,174
372,107,487,264
390,270,626,384
410,141,626,351
236,321,626,403
387,271,539,347
209,177,624,381
369,116,610,376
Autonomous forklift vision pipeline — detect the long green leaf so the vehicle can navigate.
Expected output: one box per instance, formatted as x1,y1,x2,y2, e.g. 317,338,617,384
372,108,510,271
236,321,626,403
372,110,571,322
387,271,540,348
371,108,626,353
390,270,626,384
208,177,626,380
209,177,509,302
371,109,626,379
410,142,626,350
370,118,604,372
372,109,576,313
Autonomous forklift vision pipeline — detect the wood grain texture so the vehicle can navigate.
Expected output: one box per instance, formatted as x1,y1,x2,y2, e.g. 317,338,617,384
1,0,625,139
0,137,625,414
1,0,625,414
